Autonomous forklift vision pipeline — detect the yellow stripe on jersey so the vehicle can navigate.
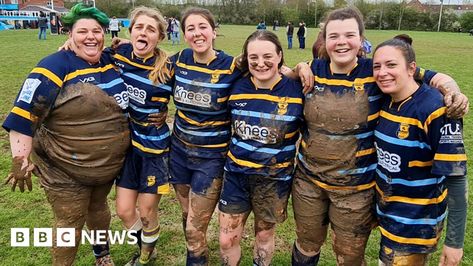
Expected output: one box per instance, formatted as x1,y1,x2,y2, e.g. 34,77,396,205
367,112,380,122
408,160,433,167
11,107,38,122
64,64,115,81
379,227,440,246
424,107,446,134
177,110,230,126
376,184,448,205
132,140,169,155
217,96,229,103
229,94,303,104
176,61,234,75
285,130,299,139
314,76,375,87
174,133,229,148
157,183,171,195
356,148,376,157
309,178,375,191
380,110,424,130
151,97,169,103
114,54,154,70
227,151,292,169
434,153,467,161
31,67,63,87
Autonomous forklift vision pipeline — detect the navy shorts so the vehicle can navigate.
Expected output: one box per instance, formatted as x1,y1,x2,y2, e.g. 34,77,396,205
116,150,170,194
218,171,292,224
169,141,225,197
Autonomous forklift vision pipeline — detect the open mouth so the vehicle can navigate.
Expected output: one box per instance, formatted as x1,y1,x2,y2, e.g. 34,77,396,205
335,48,350,54
135,39,148,50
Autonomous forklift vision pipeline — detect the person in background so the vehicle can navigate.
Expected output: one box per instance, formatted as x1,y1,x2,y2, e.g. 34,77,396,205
3,4,129,266
297,21,306,49
109,16,120,39
218,30,304,266
38,11,48,40
286,21,294,49
257,20,266,30
372,38,467,266
171,17,180,45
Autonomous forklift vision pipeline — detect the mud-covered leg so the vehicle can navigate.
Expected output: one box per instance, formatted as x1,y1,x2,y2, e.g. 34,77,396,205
253,219,276,266
138,193,162,264
186,178,221,266
219,212,249,266
86,182,113,263
173,184,190,238
45,187,91,266
291,174,328,265
329,188,375,266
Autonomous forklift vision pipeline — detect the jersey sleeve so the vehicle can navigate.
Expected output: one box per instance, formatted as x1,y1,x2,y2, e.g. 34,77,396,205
2,53,68,136
415,67,437,84
428,111,467,177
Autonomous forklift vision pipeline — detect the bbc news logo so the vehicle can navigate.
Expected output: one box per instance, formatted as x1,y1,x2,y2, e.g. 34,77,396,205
11,228,138,247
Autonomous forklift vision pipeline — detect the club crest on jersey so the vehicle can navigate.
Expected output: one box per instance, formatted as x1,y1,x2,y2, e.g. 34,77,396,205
277,100,288,115
397,123,409,139
147,176,156,187
211,74,220,84
353,83,364,92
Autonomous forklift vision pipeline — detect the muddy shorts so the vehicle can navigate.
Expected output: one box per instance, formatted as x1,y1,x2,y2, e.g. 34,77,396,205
292,169,376,254
116,150,170,194
169,142,225,197
218,171,291,224
379,245,430,266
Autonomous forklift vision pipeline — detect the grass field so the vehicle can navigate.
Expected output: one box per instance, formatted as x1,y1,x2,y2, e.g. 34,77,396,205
0,25,472,265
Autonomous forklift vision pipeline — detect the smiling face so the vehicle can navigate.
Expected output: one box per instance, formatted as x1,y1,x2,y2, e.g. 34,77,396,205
183,14,216,57
69,18,104,64
247,39,282,87
324,18,362,73
130,14,161,58
373,46,417,100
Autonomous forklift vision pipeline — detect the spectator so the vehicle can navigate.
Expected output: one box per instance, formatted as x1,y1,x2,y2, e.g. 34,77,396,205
287,21,294,49
256,20,266,30
38,11,48,40
109,16,120,39
297,21,305,49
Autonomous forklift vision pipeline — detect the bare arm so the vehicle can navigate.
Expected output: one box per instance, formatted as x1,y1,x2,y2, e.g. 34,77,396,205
4,130,35,192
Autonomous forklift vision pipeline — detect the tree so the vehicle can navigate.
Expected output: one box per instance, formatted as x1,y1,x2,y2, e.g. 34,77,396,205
460,11,473,31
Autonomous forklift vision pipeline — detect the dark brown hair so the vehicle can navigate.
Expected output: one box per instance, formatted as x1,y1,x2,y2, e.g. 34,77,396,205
374,38,416,66
240,30,284,73
181,7,216,33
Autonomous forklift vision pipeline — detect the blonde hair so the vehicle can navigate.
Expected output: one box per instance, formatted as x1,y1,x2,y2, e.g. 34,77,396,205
129,6,170,84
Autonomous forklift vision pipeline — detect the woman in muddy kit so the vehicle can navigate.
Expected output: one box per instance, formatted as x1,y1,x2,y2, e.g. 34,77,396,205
166,7,243,265
290,7,469,266
218,30,304,266
373,38,467,266
111,6,172,266
2,4,129,266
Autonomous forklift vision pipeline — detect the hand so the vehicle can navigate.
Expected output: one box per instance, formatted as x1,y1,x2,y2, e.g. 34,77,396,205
438,81,469,119
438,246,463,266
147,106,168,128
443,91,469,119
4,156,35,192
111,37,131,50
58,38,72,51
295,62,314,94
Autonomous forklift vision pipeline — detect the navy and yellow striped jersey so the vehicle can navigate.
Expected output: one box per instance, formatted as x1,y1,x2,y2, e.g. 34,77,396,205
297,57,436,191
225,75,304,180
2,50,127,136
375,83,466,253
112,44,171,157
169,48,242,159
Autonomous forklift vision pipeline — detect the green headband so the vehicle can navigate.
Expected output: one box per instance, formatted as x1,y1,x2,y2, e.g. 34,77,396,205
61,3,110,28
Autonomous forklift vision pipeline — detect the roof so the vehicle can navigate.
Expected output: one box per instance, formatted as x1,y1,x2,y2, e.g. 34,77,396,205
20,5,69,13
